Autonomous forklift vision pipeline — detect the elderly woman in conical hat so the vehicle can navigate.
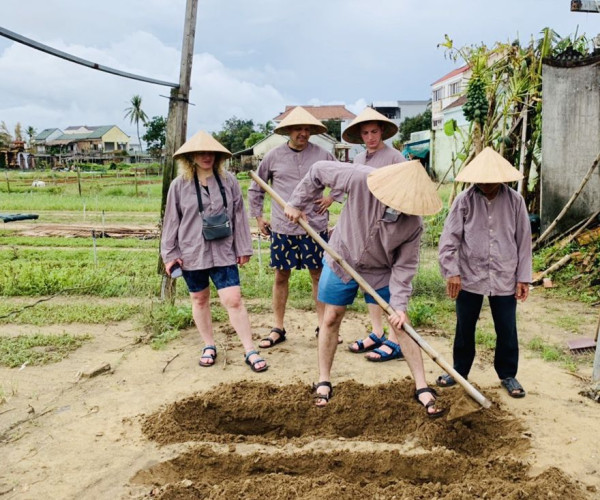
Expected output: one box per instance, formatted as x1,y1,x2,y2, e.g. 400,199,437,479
437,147,532,398
343,107,410,359
161,130,268,373
284,159,447,417
248,106,344,349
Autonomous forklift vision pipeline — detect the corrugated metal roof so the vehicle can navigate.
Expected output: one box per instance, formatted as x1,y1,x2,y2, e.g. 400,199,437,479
34,128,61,140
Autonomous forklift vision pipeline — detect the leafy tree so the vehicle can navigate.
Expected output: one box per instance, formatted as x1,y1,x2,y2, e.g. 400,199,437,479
142,116,167,159
258,121,274,135
322,119,341,141
398,109,432,142
14,122,23,142
0,121,12,148
213,117,256,153
124,95,149,154
244,132,266,149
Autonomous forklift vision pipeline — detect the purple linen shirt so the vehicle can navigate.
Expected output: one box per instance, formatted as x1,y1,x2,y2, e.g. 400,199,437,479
287,160,422,312
353,144,406,168
438,184,532,296
247,142,337,235
161,171,253,270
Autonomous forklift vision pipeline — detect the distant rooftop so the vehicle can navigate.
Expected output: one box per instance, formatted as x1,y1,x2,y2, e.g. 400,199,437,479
431,64,469,86
273,105,356,122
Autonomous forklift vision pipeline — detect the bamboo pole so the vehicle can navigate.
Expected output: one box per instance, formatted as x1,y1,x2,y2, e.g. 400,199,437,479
559,210,600,249
532,254,572,285
250,171,492,409
534,151,600,250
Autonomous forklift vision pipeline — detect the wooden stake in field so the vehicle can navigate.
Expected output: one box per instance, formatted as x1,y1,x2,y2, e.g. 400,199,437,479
250,171,492,411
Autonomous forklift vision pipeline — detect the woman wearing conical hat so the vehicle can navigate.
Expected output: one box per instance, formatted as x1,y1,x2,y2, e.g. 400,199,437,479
248,106,343,349
437,147,532,398
343,107,408,360
161,130,268,373
284,159,447,417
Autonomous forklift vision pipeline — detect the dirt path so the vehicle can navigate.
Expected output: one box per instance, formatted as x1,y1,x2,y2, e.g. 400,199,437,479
0,290,598,499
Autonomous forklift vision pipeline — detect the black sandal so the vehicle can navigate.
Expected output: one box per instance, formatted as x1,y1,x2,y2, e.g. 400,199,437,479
259,327,286,348
414,387,447,419
244,350,268,373
198,345,217,367
501,377,526,398
312,381,333,407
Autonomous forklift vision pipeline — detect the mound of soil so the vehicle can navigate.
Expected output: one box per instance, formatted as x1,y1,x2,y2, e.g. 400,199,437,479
134,380,586,499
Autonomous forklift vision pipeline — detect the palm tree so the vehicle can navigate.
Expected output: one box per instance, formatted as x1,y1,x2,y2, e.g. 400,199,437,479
124,95,149,159
26,126,37,150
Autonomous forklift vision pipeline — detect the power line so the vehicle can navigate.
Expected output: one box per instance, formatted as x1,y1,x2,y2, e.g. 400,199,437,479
0,26,179,88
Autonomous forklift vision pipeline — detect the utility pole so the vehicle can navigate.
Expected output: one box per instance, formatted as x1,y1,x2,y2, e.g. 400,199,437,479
159,0,199,301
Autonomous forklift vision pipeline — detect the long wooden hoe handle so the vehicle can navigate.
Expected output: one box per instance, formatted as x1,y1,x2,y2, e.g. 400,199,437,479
250,171,492,409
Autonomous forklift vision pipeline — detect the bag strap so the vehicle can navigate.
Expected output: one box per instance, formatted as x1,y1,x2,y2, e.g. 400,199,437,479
193,169,227,214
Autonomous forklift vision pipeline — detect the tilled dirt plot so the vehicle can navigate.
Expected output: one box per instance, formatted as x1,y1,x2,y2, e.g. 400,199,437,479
132,381,586,499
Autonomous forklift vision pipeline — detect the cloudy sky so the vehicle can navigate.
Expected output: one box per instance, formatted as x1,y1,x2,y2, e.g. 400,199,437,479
1,1,598,143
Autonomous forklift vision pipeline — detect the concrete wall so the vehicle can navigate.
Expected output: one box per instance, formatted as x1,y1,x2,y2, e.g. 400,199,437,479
431,106,469,181
541,61,600,232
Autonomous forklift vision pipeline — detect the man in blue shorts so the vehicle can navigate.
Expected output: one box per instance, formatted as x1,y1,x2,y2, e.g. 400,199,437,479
248,107,342,348
285,160,447,417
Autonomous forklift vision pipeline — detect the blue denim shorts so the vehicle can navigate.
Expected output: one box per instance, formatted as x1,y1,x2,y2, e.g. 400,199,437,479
182,265,240,293
317,261,390,306
270,231,328,270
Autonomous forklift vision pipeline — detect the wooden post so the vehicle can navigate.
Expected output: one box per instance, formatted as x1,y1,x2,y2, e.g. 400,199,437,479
77,166,82,197
517,97,529,197
158,0,199,302
4,170,10,194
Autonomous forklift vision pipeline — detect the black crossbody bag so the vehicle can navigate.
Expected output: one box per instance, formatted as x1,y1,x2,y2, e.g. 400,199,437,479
193,170,233,240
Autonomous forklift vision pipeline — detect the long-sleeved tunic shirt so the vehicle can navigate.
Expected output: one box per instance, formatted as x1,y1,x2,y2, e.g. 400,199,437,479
353,144,406,168
161,171,253,271
438,184,532,296
248,142,337,235
287,160,422,312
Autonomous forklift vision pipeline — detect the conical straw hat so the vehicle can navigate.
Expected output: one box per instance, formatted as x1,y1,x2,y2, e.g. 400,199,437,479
342,107,398,144
173,130,232,159
274,106,328,136
455,147,523,183
367,160,442,216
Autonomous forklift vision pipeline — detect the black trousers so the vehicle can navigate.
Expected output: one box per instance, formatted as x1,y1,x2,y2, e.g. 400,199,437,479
453,289,519,380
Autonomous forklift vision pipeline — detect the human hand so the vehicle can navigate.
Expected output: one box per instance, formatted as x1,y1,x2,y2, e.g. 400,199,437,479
446,275,461,299
256,216,272,236
165,258,183,276
284,204,305,223
237,255,251,266
515,282,529,302
315,195,334,215
387,310,407,330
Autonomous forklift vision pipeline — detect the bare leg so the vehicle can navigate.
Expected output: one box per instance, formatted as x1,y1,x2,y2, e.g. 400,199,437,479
190,288,215,364
387,326,441,414
308,268,324,326
218,285,266,371
315,304,346,407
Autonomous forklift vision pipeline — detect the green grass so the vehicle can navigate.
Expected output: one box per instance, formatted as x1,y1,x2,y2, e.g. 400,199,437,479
475,327,497,350
0,235,158,249
0,302,142,325
527,336,577,371
0,332,92,368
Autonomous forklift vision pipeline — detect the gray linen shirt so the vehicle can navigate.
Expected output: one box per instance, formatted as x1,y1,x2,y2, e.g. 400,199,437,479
287,160,422,312
353,144,406,168
248,142,336,235
438,184,532,296
161,171,253,270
